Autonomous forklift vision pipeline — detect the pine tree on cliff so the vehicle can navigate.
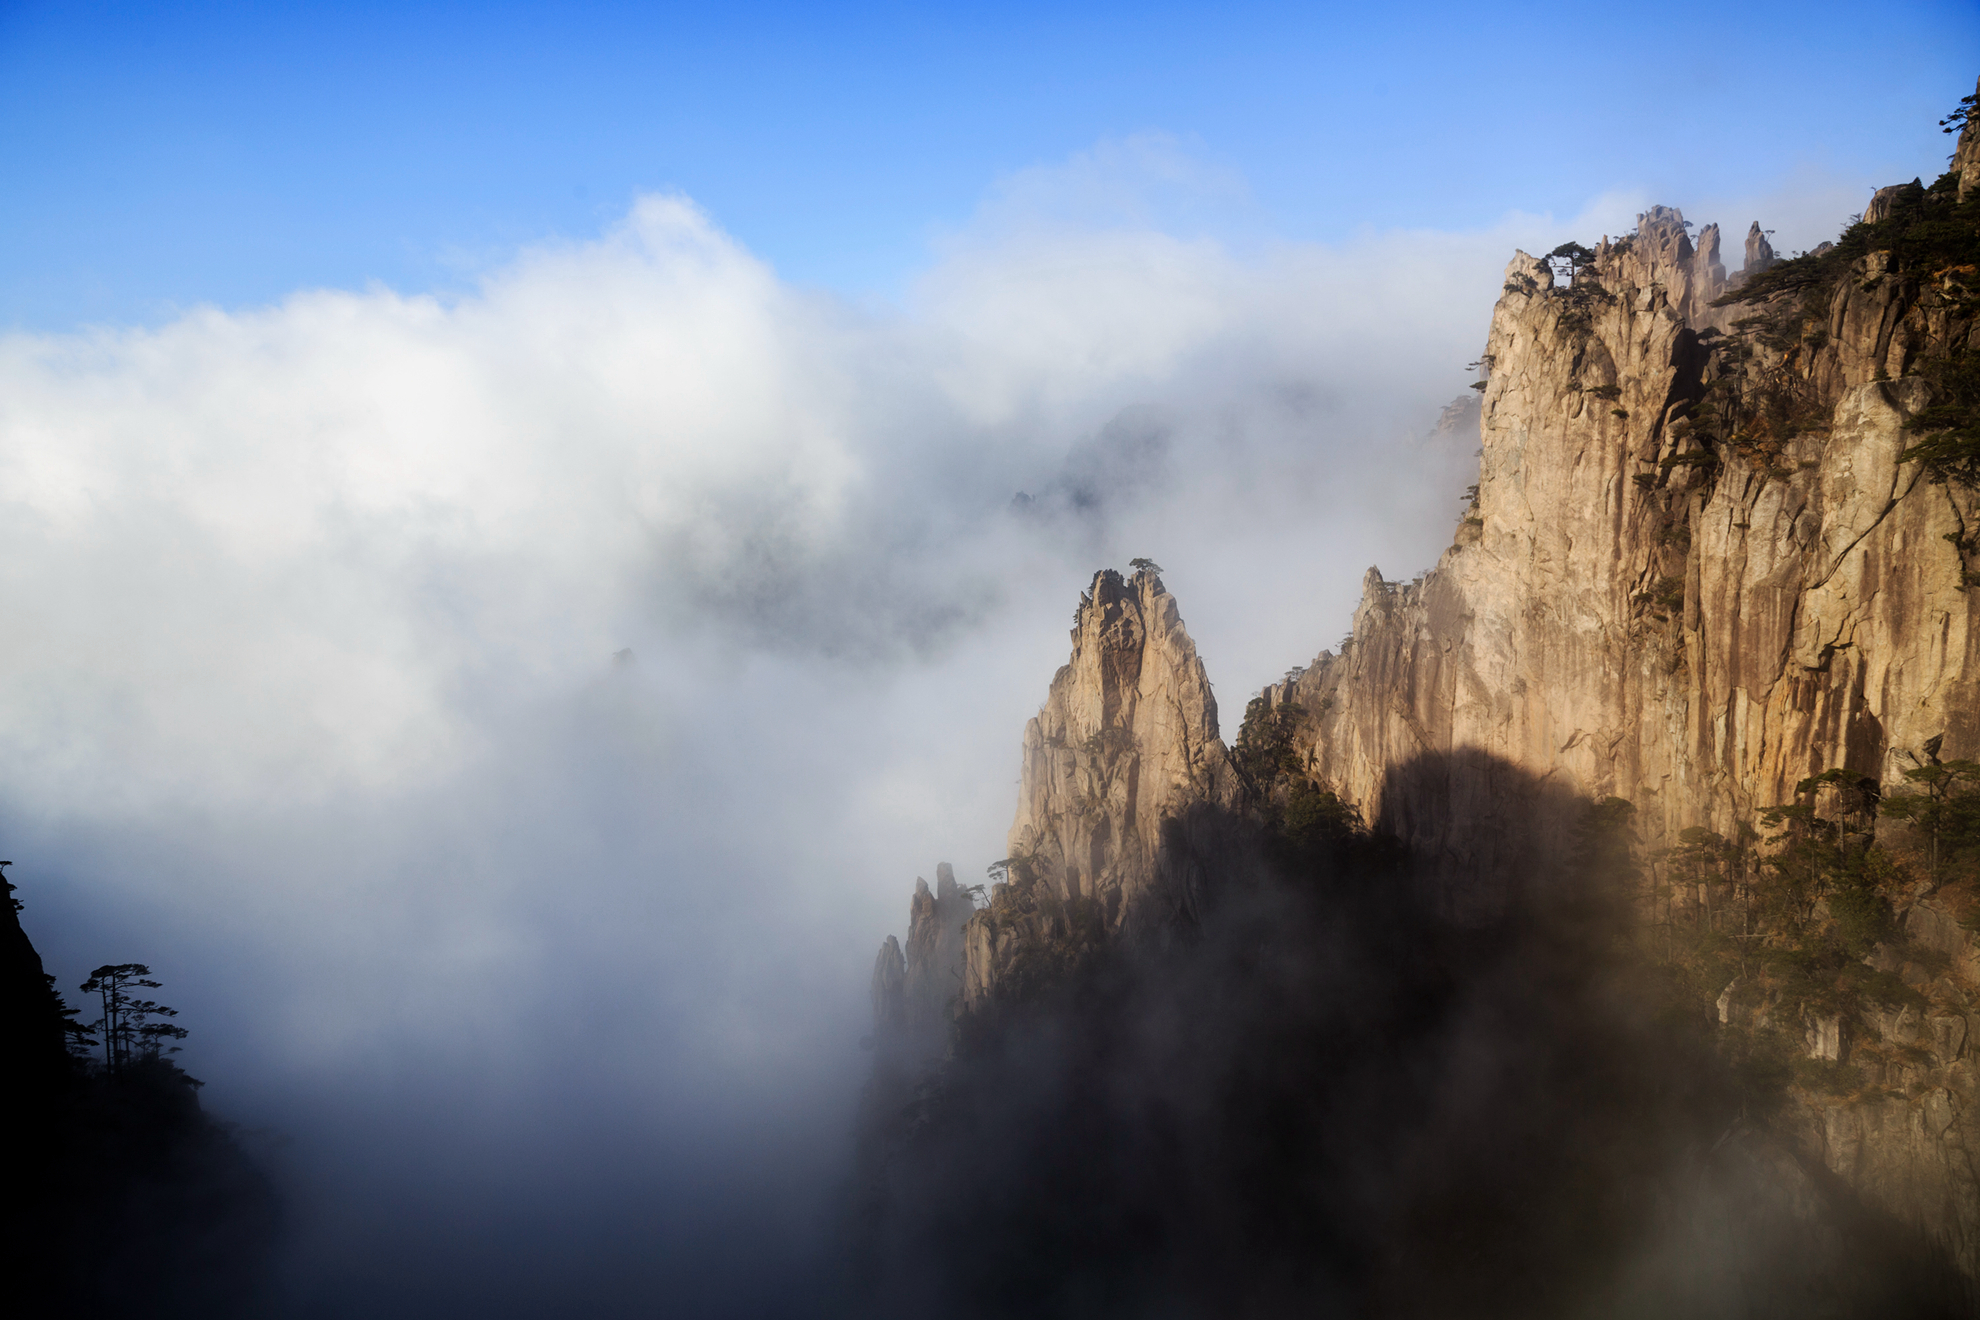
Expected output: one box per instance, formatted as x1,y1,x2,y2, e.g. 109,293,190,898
79,963,188,1074
2,868,279,1317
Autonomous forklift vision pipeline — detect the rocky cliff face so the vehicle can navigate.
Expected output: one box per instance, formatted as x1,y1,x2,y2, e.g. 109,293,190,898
868,568,1236,1023
1248,87,1980,1279
1002,567,1232,912
1263,207,1970,903
965,567,1235,1009
865,76,1980,1293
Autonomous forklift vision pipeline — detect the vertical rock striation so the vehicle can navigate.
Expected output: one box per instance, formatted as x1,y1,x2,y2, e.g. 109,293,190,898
1273,202,1978,899
903,864,972,1032
868,863,974,1059
867,568,1235,1030
1261,171,1980,1272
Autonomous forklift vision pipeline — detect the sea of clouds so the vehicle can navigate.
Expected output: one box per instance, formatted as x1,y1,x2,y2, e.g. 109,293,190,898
0,141,1880,1313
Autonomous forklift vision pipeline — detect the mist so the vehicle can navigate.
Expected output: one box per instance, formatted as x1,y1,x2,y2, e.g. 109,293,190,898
855,789,1963,1318
0,147,1897,1313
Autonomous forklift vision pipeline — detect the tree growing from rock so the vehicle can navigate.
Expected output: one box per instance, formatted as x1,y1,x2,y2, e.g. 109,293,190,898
1545,241,1597,284
79,963,187,1073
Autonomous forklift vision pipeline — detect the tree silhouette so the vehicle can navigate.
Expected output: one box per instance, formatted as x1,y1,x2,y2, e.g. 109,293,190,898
1128,557,1163,574
1546,241,1597,284
1940,88,1977,136
80,963,186,1073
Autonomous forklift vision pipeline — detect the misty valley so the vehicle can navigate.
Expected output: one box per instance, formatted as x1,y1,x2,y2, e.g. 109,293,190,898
11,56,1980,1320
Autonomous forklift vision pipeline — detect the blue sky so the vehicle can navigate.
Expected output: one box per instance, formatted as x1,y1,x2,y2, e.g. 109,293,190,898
4,0,1977,328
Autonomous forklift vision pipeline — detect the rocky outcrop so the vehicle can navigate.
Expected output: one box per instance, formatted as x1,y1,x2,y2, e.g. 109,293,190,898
904,865,972,1031
864,568,1239,1019
1955,76,1980,205
1865,182,1915,225
869,937,904,1037
954,568,1237,1009
1743,221,1776,276
862,97,1980,1286
1255,179,1980,1273
868,864,973,1058
1000,568,1233,914
1269,202,1978,896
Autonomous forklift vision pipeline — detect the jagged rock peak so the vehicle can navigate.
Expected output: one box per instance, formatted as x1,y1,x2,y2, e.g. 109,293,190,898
1004,567,1233,924
1743,222,1776,276
1628,205,1726,323
868,862,972,1057
1287,192,1973,896
903,863,971,1033
1507,207,1728,329
1269,159,1980,1270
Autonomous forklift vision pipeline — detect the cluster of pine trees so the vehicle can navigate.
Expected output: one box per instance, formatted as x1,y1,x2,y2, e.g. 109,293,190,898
3,864,278,1318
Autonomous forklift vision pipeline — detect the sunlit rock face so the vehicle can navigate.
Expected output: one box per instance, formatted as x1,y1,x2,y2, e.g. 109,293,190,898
869,571,1236,1026
958,567,1238,1011
1261,177,1980,1274
1273,204,1978,906
865,84,1980,1287
1004,567,1232,915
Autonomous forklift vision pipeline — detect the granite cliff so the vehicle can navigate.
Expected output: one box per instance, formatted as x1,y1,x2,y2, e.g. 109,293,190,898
1239,85,1980,1276
862,80,1980,1309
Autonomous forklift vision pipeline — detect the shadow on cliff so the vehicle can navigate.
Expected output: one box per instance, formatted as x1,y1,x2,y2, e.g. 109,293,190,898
849,750,1968,1320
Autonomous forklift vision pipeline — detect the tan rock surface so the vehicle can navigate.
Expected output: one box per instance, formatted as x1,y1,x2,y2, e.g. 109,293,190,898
1274,205,1980,896
960,567,1235,1009
1003,567,1233,915
868,154,1980,1278
903,864,972,1032
1266,199,1980,1272
1956,75,1980,205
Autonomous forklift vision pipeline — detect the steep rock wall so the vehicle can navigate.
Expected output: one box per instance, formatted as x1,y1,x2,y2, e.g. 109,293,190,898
867,571,1234,1022
1258,108,1980,1273
1273,205,1978,900
1002,567,1233,912
862,81,1980,1282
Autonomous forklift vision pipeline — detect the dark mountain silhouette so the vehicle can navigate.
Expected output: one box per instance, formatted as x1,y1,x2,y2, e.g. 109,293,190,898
2,868,279,1318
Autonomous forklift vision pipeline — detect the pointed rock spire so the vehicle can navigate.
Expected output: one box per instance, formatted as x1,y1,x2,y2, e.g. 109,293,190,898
1003,566,1233,926
1743,222,1776,276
